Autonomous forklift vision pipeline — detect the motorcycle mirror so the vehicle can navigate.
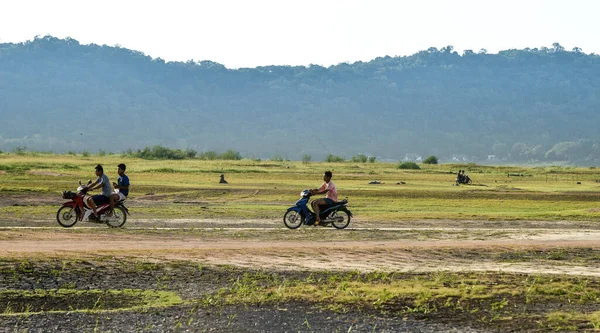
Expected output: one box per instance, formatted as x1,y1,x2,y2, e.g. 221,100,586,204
78,180,82,185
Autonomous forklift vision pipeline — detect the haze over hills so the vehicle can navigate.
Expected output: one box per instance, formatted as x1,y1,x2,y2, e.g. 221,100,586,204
1,36,599,163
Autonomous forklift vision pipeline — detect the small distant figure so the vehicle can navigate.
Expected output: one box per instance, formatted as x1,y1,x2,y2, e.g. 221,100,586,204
368,180,381,184
456,170,472,185
219,174,228,184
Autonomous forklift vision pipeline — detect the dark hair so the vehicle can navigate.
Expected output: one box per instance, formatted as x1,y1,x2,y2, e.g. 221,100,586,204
95,164,103,173
118,163,126,171
324,170,332,178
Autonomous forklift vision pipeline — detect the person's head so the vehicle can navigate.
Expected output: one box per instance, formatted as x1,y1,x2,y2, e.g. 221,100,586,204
118,163,126,176
95,164,104,176
323,170,333,183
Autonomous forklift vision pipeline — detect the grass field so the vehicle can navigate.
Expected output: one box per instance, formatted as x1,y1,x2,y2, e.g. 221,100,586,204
1,153,600,222
2,153,600,331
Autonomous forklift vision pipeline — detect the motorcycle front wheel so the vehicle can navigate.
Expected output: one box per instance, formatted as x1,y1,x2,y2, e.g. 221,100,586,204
283,210,303,229
105,206,127,228
56,206,78,228
331,210,351,229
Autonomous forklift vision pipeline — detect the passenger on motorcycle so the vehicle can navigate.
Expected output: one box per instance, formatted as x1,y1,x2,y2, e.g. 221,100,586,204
86,164,112,218
309,170,337,226
110,163,130,214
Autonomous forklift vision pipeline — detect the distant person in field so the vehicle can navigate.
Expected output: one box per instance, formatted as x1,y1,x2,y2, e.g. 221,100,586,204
310,170,337,226
220,174,228,184
86,164,112,218
110,163,130,214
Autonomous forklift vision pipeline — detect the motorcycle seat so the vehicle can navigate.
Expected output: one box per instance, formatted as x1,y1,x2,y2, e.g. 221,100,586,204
322,199,347,209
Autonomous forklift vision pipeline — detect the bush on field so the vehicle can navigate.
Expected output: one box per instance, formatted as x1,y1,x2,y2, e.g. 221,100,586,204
351,154,368,163
325,154,345,162
126,146,243,160
198,151,219,160
220,149,242,160
132,146,195,160
423,155,438,164
398,161,421,170
302,154,312,164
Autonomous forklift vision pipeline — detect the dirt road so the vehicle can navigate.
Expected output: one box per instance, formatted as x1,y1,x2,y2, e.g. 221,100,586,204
2,221,599,276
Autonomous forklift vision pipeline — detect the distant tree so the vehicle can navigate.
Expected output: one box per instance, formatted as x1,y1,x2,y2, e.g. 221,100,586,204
302,154,311,164
441,45,454,54
552,42,565,53
325,154,345,162
13,146,27,155
398,161,420,170
184,148,197,158
368,156,376,163
351,154,368,163
270,154,284,162
423,155,438,164
220,149,242,160
198,151,218,160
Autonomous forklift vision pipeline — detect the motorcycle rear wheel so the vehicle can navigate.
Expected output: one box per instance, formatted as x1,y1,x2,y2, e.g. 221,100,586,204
56,206,78,228
283,210,303,229
105,206,127,228
331,210,351,229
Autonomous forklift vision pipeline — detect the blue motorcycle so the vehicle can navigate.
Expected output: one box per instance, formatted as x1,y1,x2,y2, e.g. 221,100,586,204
283,190,352,229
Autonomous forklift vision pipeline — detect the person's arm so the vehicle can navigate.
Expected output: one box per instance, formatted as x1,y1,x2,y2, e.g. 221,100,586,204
312,183,328,194
87,179,100,191
113,183,129,191
113,176,130,191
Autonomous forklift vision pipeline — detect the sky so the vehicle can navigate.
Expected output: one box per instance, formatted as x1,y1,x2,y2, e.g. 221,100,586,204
1,0,598,69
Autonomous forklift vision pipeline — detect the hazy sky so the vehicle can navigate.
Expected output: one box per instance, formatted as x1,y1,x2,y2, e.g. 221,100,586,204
1,0,597,68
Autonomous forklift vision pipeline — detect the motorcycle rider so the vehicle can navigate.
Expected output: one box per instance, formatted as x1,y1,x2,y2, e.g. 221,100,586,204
309,170,337,226
86,164,112,219
109,163,130,214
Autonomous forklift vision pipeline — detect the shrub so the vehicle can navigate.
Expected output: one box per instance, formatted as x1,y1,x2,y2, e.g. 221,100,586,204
302,154,312,164
325,154,345,162
423,155,438,164
220,149,242,160
132,145,196,160
351,154,368,163
198,151,218,160
271,154,284,162
13,146,27,155
398,161,421,170
368,156,377,163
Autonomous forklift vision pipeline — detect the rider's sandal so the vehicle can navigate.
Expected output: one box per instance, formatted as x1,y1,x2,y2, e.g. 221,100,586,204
314,220,320,226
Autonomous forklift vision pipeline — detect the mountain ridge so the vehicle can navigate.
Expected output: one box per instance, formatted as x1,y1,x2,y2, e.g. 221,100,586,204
1,36,599,163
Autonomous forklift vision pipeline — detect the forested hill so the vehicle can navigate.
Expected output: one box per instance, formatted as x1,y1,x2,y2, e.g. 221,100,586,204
1,36,599,163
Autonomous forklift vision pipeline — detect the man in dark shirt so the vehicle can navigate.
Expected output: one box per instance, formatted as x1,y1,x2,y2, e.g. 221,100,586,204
109,163,130,213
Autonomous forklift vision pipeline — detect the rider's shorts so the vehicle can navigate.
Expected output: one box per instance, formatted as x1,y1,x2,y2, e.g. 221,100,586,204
114,192,127,201
92,194,110,206
324,198,335,205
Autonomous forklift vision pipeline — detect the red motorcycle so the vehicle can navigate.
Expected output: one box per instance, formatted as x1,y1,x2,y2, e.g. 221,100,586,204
57,180,129,228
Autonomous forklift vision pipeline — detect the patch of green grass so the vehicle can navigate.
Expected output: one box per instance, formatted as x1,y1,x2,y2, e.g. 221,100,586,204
0,289,182,314
2,155,600,221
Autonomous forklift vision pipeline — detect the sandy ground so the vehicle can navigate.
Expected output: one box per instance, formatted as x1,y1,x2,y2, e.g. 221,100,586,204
1,220,599,276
